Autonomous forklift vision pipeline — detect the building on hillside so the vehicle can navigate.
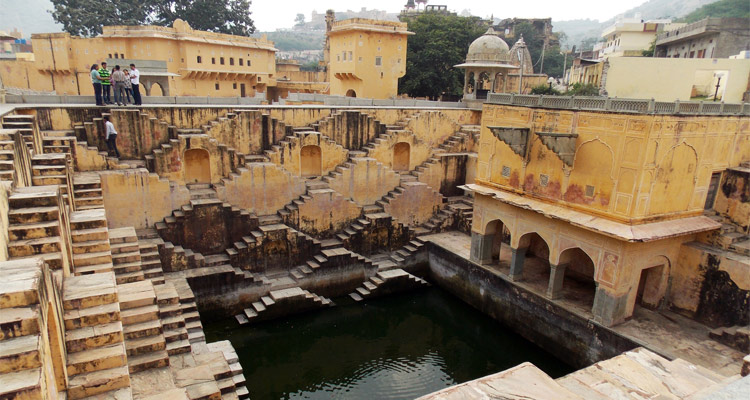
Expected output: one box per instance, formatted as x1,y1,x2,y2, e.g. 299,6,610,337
493,18,559,48
594,15,682,59
654,17,750,59
565,57,750,102
0,19,278,98
326,18,413,98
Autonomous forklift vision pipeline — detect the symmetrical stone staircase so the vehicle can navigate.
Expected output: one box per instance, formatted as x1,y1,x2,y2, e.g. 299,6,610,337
70,209,115,275
117,280,169,373
710,325,750,353
349,268,430,302
236,287,333,325
262,130,349,177
2,114,38,151
63,272,132,399
6,185,65,270
109,227,145,284
288,247,376,282
72,173,105,210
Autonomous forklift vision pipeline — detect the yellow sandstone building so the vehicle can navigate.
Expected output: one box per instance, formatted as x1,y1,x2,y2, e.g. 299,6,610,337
326,19,412,99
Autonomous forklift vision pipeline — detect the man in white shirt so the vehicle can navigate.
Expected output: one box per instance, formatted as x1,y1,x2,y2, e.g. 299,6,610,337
129,63,142,106
103,116,121,158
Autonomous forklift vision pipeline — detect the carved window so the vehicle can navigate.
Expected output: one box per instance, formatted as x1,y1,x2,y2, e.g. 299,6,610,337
501,166,511,178
540,174,549,187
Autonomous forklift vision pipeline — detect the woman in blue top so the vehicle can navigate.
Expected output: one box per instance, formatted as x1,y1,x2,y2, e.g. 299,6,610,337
90,64,104,106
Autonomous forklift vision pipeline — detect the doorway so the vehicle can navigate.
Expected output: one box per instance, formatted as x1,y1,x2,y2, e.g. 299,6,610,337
393,142,410,172
300,145,322,177
636,264,665,309
184,148,211,183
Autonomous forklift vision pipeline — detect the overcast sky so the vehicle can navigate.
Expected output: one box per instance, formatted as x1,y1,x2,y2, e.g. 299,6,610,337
252,0,647,31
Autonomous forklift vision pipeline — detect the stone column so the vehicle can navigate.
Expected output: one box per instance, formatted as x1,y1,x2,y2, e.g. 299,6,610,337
463,72,469,96
592,285,629,327
546,263,567,300
509,247,527,281
502,73,508,93
470,232,494,265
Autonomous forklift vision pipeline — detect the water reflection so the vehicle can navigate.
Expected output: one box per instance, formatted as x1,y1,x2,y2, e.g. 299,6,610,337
204,288,572,400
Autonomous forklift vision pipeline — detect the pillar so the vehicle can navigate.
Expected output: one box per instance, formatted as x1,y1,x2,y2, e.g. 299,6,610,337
546,263,567,300
470,232,494,265
509,247,527,281
463,72,469,96
592,285,630,327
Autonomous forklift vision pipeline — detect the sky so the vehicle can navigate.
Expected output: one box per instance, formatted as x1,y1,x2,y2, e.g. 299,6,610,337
251,0,647,31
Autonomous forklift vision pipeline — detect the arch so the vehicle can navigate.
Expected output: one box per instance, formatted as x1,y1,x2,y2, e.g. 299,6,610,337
556,247,597,310
184,148,211,184
300,145,322,177
393,142,410,172
477,71,490,99
484,219,512,265
345,89,357,98
466,72,475,94
564,139,616,209
514,231,551,283
635,255,670,310
150,82,164,96
649,143,698,215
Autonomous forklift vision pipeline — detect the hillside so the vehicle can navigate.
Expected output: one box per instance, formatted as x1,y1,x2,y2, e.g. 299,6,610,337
2,0,61,36
680,0,750,22
554,0,722,49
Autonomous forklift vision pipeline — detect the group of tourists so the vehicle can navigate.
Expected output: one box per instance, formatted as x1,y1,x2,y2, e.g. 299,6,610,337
89,62,142,107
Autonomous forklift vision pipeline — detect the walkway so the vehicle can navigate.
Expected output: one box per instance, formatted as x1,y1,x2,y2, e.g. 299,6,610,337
423,231,745,377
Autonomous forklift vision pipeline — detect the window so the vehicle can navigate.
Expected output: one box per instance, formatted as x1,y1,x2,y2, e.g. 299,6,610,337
585,185,595,197
247,59,251,66
108,53,112,58
348,51,352,61
215,83,220,90
337,55,340,61
342,51,346,60
212,57,216,64
120,53,124,59
539,174,549,187
233,83,237,89
220,57,225,65
230,58,234,65
375,56,382,66
239,59,243,66
197,56,202,63
501,166,511,178
114,54,118,59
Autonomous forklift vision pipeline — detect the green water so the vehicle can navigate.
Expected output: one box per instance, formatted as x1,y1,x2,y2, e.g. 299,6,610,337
203,287,573,400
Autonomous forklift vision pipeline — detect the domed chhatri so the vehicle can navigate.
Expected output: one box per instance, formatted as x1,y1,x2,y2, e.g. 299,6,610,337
455,27,518,101
466,27,511,64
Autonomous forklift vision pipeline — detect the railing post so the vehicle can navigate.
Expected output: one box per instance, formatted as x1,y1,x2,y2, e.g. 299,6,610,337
568,95,575,108
509,93,515,105
719,101,725,114
648,98,655,113
698,101,704,114
604,97,612,111
674,100,680,114
538,95,544,106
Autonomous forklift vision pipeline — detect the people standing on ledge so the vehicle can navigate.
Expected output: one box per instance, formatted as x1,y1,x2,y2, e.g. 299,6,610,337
129,63,142,106
123,69,134,104
90,64,103,106
103,116,121,158
111,65,128,106
99,62,112,105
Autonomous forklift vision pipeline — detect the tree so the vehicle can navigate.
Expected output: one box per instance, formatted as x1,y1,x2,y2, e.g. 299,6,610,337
153,0,256,36
642,38,656,57
399,13,486,99
680,0,750,23
294,13,306,27
50,0,256,37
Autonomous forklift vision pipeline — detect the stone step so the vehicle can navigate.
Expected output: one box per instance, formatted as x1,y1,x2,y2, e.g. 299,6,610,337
63,273,118,310
116,270,145,284
70,209,108,231
0,334,41,373
73,251,113,267
8,220,60,241
122,318,162,341
7,236,61,258
66,342,127,376
0,306,40,340
67,364,131,400
125,333,166,356
72,239,112,254
64,303,120,330
120,304,159,326
72,227,109,243
127,349,169,373
8,206,59,225
74,263,115,275
65,321,124,353
166,339,191,355
0,368,43,399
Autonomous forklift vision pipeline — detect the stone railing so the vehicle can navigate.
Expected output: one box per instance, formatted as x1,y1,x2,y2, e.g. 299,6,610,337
486,93,750,116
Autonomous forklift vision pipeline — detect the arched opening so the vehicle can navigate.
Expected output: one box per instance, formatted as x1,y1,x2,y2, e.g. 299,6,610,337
184,148,211,183
515,232,550,285
636,262,667,309
484,219,511,265
556,247,597,312
466,72,475,94
346,89,357,98
393,142,411,172
477,71,490,99
150,82,164,96
300,145,322,177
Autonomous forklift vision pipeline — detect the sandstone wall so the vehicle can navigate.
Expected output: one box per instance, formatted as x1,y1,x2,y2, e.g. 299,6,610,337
101,168,190,229
713,167,750,234
325,157,401,206
288,189,362,237
382,182,443,226
216,162,306,216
